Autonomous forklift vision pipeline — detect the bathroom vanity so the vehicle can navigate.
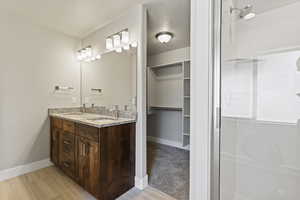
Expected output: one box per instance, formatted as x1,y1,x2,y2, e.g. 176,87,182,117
49,111,136,200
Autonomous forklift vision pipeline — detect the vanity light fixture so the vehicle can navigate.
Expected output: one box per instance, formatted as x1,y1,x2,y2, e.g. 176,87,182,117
105,29,132,53
106,38,113,50
121,30,129,44
113,34,121,48
79,29,134,61
156,32,173,43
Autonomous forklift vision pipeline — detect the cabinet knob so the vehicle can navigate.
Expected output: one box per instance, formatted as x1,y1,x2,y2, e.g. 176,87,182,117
63,140,71,145
63,162,70,168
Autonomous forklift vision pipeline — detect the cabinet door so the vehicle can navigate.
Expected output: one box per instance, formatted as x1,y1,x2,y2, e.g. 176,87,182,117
77,137,100,198
99,123,136,200
50,128,60,165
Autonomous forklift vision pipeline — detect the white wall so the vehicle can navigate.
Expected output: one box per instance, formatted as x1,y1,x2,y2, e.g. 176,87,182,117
0,13,80,171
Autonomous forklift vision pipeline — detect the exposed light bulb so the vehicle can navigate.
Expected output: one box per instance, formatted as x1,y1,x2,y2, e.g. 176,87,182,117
95,54,101,60
113,34,121,48
106,38,113,50
115,47,122,53
131,41,138,48
123,44,130,50
121,31,129,44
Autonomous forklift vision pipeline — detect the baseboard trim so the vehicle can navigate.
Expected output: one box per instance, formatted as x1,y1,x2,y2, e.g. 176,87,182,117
135,175,148,190
147,136,189,150
0,158,53,182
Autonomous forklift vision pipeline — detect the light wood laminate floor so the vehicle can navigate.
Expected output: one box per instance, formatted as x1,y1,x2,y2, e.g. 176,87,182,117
0,166,175,200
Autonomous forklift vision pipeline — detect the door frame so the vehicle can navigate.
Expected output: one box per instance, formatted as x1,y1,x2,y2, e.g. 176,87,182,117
190,0,221,199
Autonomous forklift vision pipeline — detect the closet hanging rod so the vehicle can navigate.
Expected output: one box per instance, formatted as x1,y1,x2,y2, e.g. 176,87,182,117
150,106,183,111
148,61,187,69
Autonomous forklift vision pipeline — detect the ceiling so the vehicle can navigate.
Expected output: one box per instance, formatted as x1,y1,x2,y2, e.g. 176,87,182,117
233,0,300,14
145,0,191,55
0,0,191,55
0,0,144,38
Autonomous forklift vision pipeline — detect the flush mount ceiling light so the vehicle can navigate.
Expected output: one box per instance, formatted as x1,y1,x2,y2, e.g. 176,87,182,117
155,32,173,43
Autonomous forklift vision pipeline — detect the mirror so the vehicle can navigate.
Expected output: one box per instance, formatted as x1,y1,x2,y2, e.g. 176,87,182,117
81,49,137,110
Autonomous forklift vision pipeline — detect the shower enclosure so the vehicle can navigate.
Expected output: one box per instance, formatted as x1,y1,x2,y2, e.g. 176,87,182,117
213,0,300,199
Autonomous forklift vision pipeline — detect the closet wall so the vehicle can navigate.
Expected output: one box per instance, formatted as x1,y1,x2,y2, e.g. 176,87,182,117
147,47,190,148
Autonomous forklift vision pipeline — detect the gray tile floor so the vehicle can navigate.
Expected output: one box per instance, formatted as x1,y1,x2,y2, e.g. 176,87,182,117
147,142,190,200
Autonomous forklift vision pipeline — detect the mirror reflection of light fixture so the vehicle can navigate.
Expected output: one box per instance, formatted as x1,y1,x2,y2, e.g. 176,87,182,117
116,47,122,53
156,32,173,43
95,54,101,60
77,45,101,62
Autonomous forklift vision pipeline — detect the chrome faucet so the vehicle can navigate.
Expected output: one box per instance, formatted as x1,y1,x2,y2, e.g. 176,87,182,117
111,105,120,119
81,103,96,113
82,104,87,113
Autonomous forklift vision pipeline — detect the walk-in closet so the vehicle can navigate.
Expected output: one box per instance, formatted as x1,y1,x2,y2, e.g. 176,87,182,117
148,60,191,148
145,0,191,199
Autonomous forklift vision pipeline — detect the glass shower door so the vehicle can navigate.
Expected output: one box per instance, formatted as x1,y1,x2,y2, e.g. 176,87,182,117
219,0,300,199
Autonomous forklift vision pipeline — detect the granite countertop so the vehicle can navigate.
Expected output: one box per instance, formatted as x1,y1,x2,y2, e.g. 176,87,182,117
49,112,136,128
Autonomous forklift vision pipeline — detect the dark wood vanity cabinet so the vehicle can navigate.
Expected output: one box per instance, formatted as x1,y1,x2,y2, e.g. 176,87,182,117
50,117,136,200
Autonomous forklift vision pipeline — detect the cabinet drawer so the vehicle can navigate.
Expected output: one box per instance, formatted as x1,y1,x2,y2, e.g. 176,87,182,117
60,132,75,157
63,120,75,134
76,124,99,142
52,118,62,129
60,154,76,178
